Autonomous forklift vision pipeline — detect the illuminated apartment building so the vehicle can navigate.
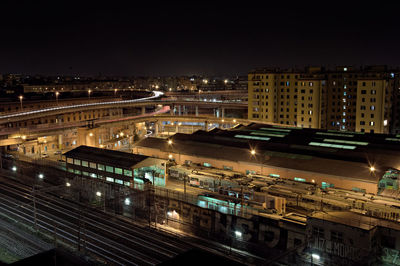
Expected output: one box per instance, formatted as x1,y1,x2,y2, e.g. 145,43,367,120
355,78,392,133
249,66,399,133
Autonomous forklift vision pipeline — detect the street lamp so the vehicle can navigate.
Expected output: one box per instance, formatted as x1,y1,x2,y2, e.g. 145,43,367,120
124,198,131,206
88,89,92,100
168,139,173,145
114,88,117,97
250,149,263,174
19,95,23,110
55,92,59,105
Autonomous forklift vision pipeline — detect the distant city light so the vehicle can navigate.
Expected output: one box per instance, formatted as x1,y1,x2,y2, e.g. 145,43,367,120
38,173,44,179
66,182,71,187
370,166,376,172
250,149,256,155
96,191,102,197
168,139,173,145
12,166,17,171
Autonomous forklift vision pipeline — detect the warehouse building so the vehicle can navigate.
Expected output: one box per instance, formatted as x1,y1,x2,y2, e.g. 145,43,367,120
134,123,400,194
64,145,167,187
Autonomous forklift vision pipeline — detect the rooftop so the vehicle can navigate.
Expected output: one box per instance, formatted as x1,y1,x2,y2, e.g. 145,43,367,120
309,211,378,230
64,145,149,168
309,211,400,231
136,123,400,182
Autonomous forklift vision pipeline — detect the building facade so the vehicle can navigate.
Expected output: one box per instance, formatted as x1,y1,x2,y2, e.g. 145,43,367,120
248,66,399,133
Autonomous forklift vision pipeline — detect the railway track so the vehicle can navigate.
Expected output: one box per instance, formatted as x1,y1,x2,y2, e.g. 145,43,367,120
0,178,190,265
0,172,267,265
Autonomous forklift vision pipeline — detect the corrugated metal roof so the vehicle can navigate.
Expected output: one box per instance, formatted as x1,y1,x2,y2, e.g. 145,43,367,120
64,145,148,168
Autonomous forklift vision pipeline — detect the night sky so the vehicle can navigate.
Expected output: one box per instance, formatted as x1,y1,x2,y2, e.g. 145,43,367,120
1,1,399,76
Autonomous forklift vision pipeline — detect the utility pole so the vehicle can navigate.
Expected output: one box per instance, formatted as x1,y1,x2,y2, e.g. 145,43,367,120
77,191,82,252
240,185,244,215
32,186,37,230
183,174,187,199
147,184,151,228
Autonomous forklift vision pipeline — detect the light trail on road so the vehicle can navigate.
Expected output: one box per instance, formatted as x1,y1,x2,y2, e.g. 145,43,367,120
0,91,164,119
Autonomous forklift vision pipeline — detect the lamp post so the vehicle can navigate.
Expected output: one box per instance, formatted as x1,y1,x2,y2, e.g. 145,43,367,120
55,92,59,105
114,88,117,97
88,89,92,100
250,148,263,175
19,95,23,110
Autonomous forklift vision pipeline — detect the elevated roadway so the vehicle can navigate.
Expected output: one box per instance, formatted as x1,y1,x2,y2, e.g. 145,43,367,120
0,92,247,124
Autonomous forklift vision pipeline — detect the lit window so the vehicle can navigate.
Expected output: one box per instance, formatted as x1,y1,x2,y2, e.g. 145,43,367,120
370,121,375,126
106,166,113,173
124,169,132,176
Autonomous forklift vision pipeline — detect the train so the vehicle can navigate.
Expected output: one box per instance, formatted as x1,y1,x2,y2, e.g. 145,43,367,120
188,173,240,191
169,164,400,222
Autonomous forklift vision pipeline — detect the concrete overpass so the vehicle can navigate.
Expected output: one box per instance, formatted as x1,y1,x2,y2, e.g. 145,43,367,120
0,98,247,124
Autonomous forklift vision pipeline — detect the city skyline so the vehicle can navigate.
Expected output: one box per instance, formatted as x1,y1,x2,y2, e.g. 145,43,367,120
1,1,399,76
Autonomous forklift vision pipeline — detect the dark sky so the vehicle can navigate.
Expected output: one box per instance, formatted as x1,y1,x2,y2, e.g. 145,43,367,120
1,1,399,76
